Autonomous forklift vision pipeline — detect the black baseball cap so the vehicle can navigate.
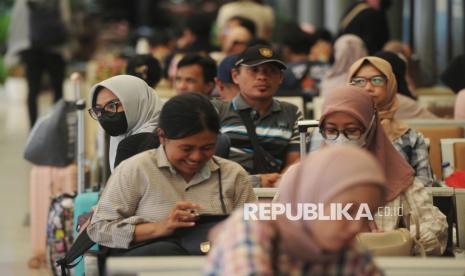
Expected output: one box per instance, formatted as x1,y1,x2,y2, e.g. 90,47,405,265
234,45,287,70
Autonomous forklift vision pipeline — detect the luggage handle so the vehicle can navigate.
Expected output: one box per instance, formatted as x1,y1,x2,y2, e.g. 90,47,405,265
298,120,319,160
71,73,86,194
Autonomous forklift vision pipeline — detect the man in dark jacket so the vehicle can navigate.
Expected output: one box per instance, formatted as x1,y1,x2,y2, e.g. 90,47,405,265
339,0,392,54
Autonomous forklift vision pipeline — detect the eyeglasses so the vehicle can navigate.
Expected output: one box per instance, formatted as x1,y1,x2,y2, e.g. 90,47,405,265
320,127,365,140
350,75,386,87
88,100,121,120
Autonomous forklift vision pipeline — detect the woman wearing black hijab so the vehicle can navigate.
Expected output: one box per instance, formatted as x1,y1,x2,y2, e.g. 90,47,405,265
374,51,437,119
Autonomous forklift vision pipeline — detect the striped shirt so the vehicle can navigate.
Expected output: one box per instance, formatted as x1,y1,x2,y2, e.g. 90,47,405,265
213,95,303,174
87,147,257,249
205,210,382,276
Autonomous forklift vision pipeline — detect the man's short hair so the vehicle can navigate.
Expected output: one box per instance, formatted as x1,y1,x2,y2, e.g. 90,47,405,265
177,54,217,83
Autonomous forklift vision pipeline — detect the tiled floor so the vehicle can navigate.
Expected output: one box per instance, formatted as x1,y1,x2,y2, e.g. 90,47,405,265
0,79,53,276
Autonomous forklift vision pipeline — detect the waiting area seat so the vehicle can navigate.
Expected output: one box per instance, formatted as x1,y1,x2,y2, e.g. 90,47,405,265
105,256,465,276
441,138,465,172
401,119,465,179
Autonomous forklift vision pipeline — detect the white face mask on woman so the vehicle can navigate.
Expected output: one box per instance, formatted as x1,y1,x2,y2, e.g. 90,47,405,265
323,114,375,148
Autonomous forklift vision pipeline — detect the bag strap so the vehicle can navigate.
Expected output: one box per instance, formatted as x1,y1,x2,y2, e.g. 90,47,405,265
238,109,262,152
400,194,426,257
212,157,227,214
340,3,370,30
237,109,279,173
56,229,96,275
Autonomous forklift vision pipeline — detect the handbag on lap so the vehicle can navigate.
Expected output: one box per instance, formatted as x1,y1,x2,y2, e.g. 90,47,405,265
356,212,426,257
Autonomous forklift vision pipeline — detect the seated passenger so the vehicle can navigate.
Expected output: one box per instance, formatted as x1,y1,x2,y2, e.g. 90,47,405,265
213,45,303,187
87,93,257,256
205,145,387,275
88,75,163,171
174,54,217,96
214,54,240,102
373,51,436,119
317,86,448,255
126,54,163,88
348,56,434,187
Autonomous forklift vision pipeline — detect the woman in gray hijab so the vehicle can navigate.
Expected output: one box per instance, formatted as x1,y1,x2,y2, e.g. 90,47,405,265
89,75,164,171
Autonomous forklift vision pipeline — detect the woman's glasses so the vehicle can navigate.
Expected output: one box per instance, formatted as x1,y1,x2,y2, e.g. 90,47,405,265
320,127,365,140
350,75,386,87
88,100,121,120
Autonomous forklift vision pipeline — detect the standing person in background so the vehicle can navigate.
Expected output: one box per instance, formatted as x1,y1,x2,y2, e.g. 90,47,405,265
339,0,391,54
5,0,70,128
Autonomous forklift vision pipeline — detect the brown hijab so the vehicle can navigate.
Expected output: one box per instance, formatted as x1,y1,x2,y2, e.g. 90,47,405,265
320,85,414,202
348,56,409,141
275,145,386,262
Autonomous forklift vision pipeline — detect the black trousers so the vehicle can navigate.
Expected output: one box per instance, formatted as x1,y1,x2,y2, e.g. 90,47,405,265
21,49,65,128
108,238,189,257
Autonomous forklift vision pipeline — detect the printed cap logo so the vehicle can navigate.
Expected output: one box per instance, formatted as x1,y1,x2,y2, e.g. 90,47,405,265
259,48,273,58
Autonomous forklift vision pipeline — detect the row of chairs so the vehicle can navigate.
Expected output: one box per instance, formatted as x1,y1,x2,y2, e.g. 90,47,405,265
104,255,465,275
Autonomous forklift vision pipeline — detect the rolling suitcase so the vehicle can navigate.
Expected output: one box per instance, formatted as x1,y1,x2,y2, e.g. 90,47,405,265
70,73,100,276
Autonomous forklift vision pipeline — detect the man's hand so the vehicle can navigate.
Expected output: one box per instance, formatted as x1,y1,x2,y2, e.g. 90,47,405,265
260,173,281,187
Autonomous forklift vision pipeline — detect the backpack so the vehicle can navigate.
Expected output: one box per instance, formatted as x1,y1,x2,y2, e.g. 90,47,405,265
24,99,77,166
47,193,76,276
27,0,67,48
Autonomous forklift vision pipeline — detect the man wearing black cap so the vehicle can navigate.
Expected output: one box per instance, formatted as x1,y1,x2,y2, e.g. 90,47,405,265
213,45,303,187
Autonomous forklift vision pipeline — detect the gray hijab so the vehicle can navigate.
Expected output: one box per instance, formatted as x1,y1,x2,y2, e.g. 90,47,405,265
90,75,164,171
